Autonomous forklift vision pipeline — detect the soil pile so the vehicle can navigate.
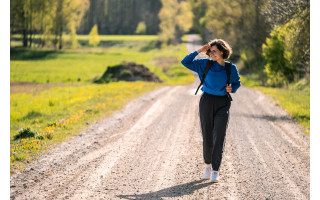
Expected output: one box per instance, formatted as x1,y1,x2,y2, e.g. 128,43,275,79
94,62,162,83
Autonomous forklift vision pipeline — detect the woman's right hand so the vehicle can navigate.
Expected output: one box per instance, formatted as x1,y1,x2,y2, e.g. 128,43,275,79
197,44,211,54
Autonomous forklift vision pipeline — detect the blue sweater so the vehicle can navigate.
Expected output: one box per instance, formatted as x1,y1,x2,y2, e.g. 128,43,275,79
181,51,241,96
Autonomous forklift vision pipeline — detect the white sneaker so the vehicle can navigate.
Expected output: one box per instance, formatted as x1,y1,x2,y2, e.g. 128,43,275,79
211,170,219,182
203,165,211,179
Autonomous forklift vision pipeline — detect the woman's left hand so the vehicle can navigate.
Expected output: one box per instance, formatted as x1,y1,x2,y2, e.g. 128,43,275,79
226,84,232,93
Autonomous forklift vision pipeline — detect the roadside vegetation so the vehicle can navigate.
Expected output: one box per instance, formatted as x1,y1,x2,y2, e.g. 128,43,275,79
10,0,310,174
240,75,309,133
10,35,194,174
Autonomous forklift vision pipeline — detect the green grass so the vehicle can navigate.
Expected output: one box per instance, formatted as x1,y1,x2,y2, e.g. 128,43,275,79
10,81,160,173
10,35,194,85
10,34,194,174
241,75,310,133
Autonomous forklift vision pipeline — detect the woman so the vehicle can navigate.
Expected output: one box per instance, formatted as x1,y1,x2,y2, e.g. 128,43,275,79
181,39,241,182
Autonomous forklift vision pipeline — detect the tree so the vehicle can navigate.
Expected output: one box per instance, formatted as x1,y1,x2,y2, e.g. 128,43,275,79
10,0,89,49
175,1,194,43
78,0,162,35
135,21,147,35
158,0,193,45
66,0,90,49
10,0,33,47
264,0,310,81
68,21,78,49
188,0,207,35
89,24,100,47
262,26,292,86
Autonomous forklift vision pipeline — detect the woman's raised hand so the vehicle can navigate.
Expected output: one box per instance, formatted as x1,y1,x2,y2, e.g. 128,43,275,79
197,44,211,54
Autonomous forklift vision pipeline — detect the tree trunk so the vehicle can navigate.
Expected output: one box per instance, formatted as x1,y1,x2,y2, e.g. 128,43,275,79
23,10,28,47
29,1,32,48
59,26,63,49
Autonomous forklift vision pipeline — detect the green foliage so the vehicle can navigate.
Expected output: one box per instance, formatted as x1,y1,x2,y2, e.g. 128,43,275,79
135,22,147,35
240,48,256,69
10,0,89,49
241,75,310,131
13,127,43,140
262,19,299,86
49,100,55,107
89,24,100,47
10,35,193,84
175,1,193,33
158,0,193,45
158,0,178,45
189,0,207,34
68,21,79,49
78,0,162,35
10,35,194,173
10,81,161,173
199,0,269,55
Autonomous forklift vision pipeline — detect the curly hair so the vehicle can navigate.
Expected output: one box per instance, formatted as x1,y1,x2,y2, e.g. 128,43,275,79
206,39,232,59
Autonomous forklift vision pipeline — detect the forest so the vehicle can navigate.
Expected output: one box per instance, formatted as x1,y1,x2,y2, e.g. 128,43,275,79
10,0,310,86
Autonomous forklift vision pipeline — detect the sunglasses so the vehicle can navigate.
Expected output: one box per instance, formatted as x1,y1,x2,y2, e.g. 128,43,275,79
207,49,219,55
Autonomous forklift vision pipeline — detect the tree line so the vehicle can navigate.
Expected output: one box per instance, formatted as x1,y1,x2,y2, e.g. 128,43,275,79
10,0,309,85
187,0,309,86
77,0,162,35
157,0,309,85
10,0,89,49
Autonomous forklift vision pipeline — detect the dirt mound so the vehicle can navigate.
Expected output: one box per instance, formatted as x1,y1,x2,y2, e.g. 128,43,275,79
94,62,162,83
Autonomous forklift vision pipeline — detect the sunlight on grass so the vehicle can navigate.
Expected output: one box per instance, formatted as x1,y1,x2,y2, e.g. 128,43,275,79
241,75,310,132
10,34,195,174
10,81,161,173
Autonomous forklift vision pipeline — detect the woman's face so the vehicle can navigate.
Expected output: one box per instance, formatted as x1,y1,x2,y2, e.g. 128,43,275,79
208,45,224,61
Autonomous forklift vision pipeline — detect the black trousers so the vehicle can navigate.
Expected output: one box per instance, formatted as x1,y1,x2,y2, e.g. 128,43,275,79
199,92,231,171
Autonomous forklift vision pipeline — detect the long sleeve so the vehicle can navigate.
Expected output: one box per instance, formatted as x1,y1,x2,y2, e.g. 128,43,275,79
181,51,241,96
181,51,208,75
230,64,241,93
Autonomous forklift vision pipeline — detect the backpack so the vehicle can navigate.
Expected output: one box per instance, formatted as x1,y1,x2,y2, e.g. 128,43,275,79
194,60,233,101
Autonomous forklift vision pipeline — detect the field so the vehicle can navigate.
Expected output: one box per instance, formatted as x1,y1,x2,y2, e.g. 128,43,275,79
10,35,194,173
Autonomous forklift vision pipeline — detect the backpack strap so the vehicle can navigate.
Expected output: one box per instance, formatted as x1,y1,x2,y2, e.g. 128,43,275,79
225,61,233,101
194,60,233,102
195,60,213,95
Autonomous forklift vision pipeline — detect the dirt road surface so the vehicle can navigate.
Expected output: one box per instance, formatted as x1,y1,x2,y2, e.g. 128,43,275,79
10,35,310,200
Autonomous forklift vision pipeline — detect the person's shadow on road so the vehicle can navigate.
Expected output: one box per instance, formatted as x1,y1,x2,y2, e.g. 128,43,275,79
116,179,215,200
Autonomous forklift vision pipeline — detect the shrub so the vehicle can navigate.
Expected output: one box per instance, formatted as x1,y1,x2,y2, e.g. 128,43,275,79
43,131,54,140
135,22,147,35
262,18,301,86
13,127,37,140
13,127,45,140
89,24,100,47
49,100,55,107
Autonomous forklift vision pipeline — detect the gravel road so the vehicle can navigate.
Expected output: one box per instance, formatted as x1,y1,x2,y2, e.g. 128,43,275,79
10,35,310,200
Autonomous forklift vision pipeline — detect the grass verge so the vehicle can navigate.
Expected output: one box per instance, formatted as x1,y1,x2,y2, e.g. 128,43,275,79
10,34,194,174
10,81,161,173
241,75,310,134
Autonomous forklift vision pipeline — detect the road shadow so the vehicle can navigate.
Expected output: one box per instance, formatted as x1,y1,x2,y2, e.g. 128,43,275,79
116,179,215,200
239,113,294,122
